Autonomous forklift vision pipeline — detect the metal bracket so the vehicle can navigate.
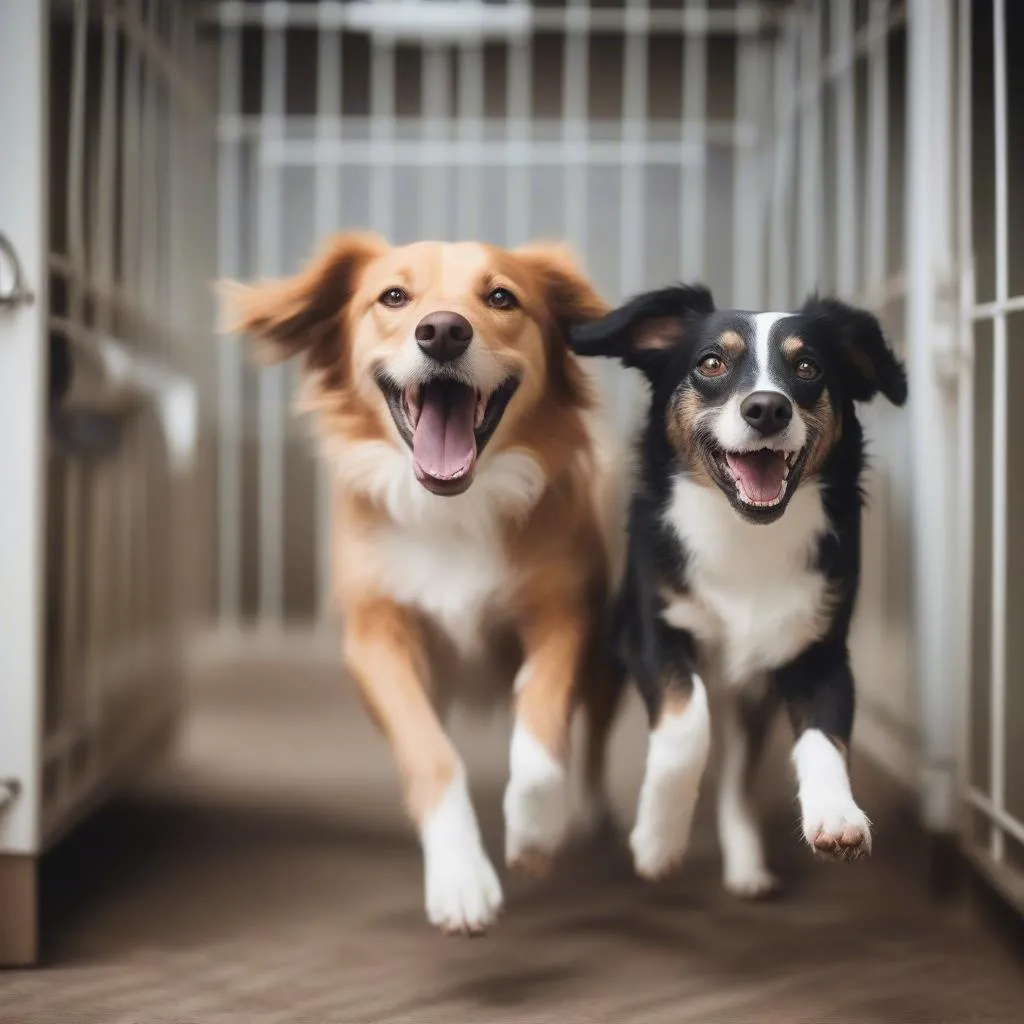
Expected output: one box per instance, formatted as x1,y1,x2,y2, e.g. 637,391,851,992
0,779,21,817
932,271,969,389
0,232,35,311
935,274,961,326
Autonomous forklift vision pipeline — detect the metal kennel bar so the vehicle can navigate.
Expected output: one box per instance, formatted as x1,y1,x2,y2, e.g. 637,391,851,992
257,4,288,629
984,0,1009,868
0,3,50,912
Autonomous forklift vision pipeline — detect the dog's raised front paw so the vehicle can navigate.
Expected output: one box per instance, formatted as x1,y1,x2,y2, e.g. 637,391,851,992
792,730,872,863
801,800,872,861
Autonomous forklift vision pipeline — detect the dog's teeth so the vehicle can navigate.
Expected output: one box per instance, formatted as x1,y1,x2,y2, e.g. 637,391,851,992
475,393,485,428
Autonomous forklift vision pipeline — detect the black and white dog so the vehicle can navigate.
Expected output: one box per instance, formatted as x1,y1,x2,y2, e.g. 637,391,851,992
569,286,907,897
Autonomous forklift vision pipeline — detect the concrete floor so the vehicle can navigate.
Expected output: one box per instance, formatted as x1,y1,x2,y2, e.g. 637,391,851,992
2,655,1022,1023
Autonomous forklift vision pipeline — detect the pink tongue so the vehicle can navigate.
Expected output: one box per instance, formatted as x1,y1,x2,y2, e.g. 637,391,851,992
725,450,787,504
412,380,478,482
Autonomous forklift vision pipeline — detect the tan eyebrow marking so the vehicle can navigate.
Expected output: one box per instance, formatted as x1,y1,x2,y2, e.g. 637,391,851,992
782,335,805,358
718,330,745,357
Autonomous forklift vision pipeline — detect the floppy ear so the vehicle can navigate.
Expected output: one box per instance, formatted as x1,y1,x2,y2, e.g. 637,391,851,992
568,284,716,382
217,231,386,374
799,296,908,406
514,241,610,406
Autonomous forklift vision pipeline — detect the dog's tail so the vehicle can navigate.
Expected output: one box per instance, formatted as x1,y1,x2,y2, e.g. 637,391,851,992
578,361,638,604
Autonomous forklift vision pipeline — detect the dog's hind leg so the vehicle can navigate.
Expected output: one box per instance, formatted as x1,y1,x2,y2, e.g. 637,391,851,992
504,602,594,876
629,668,712,881
716,681,781,898
577,656,626,837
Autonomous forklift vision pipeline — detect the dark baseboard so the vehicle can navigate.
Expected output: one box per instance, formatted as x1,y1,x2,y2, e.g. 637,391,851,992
959,847,1024,958
925,830,967,900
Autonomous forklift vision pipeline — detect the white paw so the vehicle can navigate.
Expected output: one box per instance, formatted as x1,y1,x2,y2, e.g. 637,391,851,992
792,731,872,862
421,768,504,935
424,841,504,935
723,860,781,899
630,798,697,881
800,798,872,861
504,726,569,875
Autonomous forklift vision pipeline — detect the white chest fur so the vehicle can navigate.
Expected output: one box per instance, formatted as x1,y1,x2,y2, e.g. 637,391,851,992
660,476,834,686
362,449,546,658
374,518,511,656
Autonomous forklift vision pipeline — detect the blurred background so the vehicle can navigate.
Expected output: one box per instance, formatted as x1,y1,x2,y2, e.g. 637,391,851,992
1,0,1023,1018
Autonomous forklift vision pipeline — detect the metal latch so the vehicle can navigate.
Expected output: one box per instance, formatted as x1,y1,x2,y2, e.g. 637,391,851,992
0,232,34,311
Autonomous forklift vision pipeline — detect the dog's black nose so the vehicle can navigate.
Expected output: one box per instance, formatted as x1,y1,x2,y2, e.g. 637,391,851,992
415,311,473,363
741,390,793,436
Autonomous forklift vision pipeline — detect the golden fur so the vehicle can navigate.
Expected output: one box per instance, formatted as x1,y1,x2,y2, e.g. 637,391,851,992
222,233,624,933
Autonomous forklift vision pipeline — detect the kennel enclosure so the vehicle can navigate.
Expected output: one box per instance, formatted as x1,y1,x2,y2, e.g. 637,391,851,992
2,0,1023,965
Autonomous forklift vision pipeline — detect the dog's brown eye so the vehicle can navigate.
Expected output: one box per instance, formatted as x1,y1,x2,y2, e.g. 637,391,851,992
795,358,821,381
697,355,727,377
379,287,409,309
486,287,519,310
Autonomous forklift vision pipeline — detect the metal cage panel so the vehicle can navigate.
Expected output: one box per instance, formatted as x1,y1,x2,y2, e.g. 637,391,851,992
960,0,1024,911
36,0,216,847
1,0,216,916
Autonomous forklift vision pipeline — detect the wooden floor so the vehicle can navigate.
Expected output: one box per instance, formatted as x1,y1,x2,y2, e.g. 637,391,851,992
2,657,1022,1023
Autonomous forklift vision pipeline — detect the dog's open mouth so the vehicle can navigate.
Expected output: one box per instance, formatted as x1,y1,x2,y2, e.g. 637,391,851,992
720,448,799,509
378,374,520,495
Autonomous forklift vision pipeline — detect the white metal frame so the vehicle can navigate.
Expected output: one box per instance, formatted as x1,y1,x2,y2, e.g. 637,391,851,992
0,0,49,865
905,0,960,833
